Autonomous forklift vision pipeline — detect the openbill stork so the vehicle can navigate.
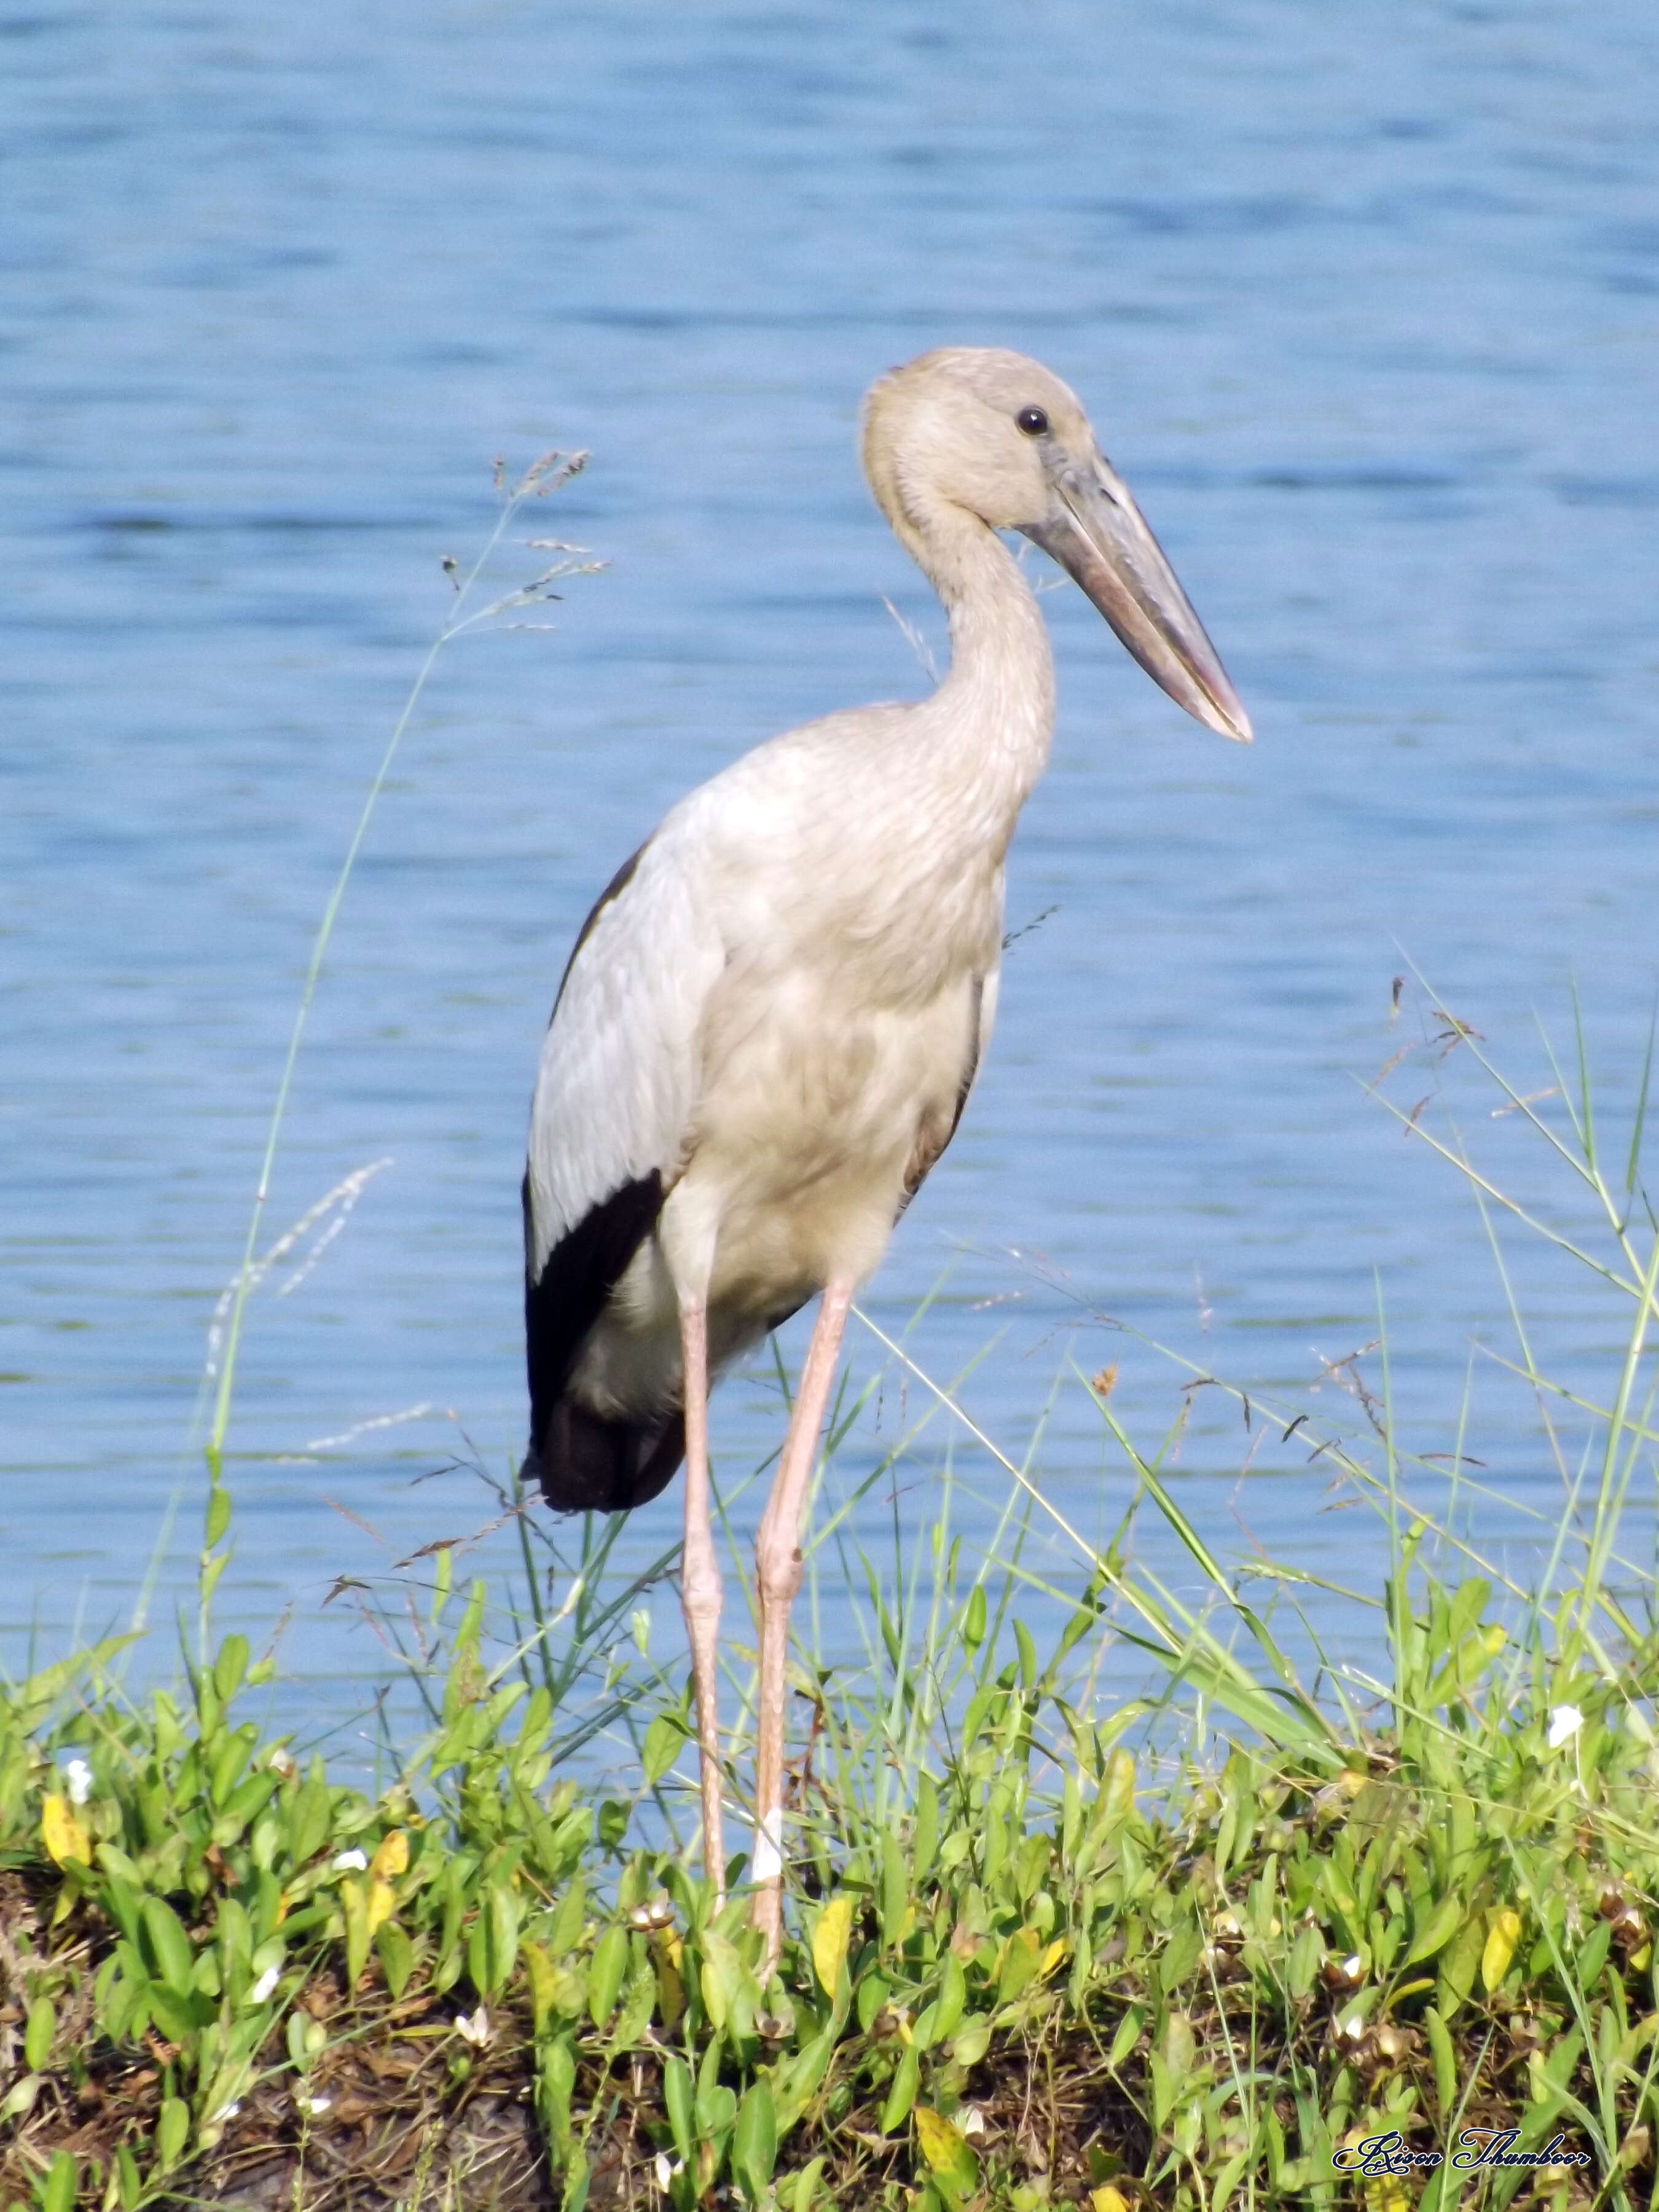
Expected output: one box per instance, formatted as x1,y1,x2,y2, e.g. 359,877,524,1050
521,347,1250,1964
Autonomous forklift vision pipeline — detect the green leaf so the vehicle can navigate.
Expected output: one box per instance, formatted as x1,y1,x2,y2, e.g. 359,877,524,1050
341,1878,372,1989
288,1774,332,1866
771,2027,834,2133
376,1921,414,2001
732,2080,778,2203
141,1897,195,1999
1577,1920,1613,1990
663,2053,696,2163
538,2037,575,2152
699,1926,751,2036
997,1926,1041,2007
114,2146,142,2212
1108,2002,1145,2070
695,2079,737,2152
880,2045,920,2134
468,1873,523,1998
642,1714,681,1788
0,2073,41,2126
23,1998,53,2075
204,1484,232,1551
962,1584,987,1654
786,2157,826,2212
213,1633,249,1704
879,1835,908,1947
1287,1924,1321,1999
147,1981,206,2046
560,2145,590,2212
597,1798,629,1851
40,2152,76,2212
614,1953,657,2047
933,1953,967,2044
589,1924,628,2028
287,2010,323,2074
1405,1891,1465,1967
912,1778,939,1881
1436,1915,1486,2015
156,2095,190,2173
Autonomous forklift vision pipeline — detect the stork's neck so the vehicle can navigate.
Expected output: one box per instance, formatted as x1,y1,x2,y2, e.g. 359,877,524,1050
911,498,1054,833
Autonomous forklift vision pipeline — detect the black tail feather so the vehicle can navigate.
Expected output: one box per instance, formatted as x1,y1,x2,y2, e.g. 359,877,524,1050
527,1399,686,1515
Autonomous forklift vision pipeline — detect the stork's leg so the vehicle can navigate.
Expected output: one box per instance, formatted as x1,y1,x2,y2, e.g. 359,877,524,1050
678,1296,726,1904
751,1276,855,1969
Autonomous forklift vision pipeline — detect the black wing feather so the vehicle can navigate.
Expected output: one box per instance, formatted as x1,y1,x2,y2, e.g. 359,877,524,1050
523,841,683,1516
522,1169,684,1513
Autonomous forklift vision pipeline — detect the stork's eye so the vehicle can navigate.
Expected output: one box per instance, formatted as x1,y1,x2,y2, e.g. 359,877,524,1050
1016,406,1049,436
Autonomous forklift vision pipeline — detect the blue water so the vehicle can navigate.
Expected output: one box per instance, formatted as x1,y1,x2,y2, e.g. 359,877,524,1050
5,0,1658,1741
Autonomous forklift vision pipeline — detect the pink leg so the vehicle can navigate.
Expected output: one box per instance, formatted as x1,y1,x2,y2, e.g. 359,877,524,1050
679,1297,726,1904
751,1277,854,1969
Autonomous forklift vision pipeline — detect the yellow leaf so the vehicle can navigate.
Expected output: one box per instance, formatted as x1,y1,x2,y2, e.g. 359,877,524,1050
41,1794,89,1868
366,1878,396,1936
1481,1905,1521,1993
812,1894,854,1996
1091,2190,1131,2212
1041,1937,1069,1979
914,2103,967,2173
369,1829,408,1881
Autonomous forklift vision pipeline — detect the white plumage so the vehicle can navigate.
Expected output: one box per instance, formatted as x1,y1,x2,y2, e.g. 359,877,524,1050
521,347,1249,1960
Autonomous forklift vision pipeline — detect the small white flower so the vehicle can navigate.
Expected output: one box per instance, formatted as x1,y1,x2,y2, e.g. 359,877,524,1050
250,1964,281,2004
1341,2011,1366,2041
1341,1953,1363,1979
208,2100,241,2125
297,2092,331,2117
1547,1704,1583,1751
268,1746,298,1780
62,1756,93,1806
453,2007,491,2047
959,2105,986,2138
654,2153,678,2189
331,1848,369,1872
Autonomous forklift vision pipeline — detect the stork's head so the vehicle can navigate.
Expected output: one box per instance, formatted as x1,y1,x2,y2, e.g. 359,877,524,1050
862,347,1251,743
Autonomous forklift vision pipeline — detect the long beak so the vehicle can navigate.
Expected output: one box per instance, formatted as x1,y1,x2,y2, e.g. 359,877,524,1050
1023,460,1252,743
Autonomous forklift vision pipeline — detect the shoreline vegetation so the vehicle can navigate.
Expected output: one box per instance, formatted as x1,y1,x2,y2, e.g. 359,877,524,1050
10,469,1659,2209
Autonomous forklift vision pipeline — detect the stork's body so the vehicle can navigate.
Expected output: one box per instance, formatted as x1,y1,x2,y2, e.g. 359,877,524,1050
522,349,1249,1963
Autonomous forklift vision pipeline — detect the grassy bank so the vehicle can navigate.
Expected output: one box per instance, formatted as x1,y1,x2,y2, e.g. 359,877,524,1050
5,1413,1659,2212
